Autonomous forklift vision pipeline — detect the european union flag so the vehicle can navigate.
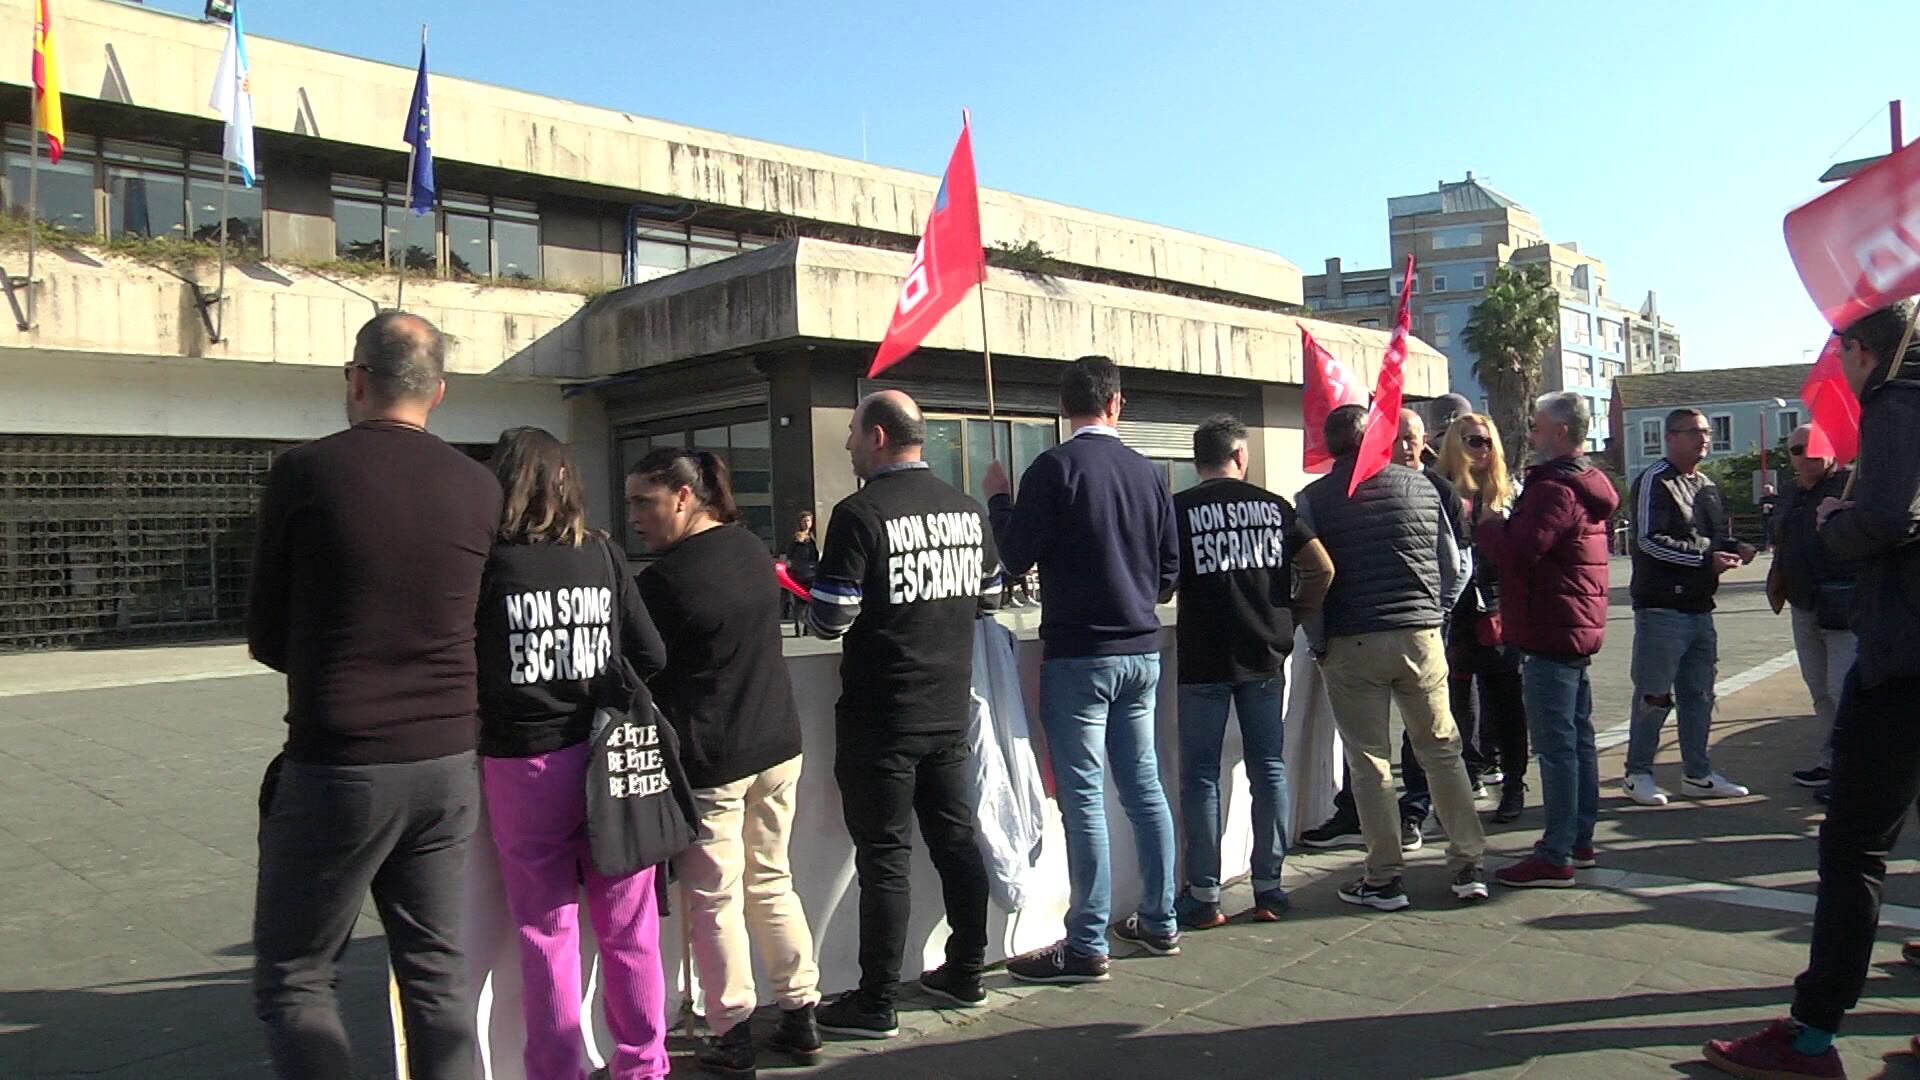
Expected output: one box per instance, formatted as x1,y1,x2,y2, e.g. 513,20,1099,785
403,41,434,214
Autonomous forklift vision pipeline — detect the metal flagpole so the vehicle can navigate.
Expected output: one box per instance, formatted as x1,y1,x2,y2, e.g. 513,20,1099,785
396,23,424,310
212,159,230,341
978,283,997,464
25,86,40,329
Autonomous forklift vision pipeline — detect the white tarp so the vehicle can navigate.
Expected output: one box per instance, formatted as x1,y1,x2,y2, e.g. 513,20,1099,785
966,619,1048,912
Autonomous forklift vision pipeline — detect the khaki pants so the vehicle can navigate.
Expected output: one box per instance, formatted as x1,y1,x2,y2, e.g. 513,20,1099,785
1321,628,1487,885
678,754,820,1035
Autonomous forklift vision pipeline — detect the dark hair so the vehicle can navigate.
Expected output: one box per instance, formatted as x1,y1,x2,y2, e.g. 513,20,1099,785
859,395,927,447
1665,407,1705,433
629,448,740,525
491,427,590,546
1841,301,1916,374
353,311,446,401
1324,404,1368,457
1192,414,1248,468
1061,355,1123,417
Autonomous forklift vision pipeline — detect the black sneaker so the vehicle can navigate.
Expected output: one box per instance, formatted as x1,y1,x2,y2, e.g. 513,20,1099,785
1793,766,1832,788
1337,876,1411,912
1400,818,1425,851
1111,913,1181,956
918,963,986,1007
816,991,899,1040
768,1002,821,1061
1175,890,1227,930
1492,784,1527,824
1007,941,1110,984
694,1021,756,1075
1300,810,1364,849
1452,865,1490,902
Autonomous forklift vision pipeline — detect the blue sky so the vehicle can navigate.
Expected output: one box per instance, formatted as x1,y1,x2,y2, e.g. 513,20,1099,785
178,1,1911,370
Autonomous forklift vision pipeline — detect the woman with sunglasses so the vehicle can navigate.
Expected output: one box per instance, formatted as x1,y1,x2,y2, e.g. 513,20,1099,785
1435,415,1530,824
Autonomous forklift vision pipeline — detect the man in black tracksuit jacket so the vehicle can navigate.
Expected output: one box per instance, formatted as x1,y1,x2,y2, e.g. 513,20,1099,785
805,390,1004,1038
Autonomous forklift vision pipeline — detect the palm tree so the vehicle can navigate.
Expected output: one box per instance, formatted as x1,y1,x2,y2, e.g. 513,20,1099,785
1463,265,1560,468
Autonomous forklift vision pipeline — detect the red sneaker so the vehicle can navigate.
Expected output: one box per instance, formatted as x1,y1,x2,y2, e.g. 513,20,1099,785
1571,846,1597,869
1703,1019,1844,1079
1495,855,1575,889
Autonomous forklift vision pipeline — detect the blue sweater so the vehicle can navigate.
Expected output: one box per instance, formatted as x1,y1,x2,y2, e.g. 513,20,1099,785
989,430,1178,659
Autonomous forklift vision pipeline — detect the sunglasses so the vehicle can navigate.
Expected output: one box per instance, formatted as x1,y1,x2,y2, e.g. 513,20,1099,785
1788,445,1809,456
1463,435,1493,450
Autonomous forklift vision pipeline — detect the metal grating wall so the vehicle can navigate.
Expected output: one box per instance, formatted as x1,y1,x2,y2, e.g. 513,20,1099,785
0,436,282,652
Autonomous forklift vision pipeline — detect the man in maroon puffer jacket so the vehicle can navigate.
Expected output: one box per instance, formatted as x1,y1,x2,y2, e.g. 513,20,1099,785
1473,391,1618,888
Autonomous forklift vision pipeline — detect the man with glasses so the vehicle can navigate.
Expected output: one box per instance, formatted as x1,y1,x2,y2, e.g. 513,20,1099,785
1769,423,1856,799
1623,407,1756,807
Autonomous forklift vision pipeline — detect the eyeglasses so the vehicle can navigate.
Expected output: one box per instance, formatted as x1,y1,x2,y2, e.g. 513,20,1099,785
342,362,372,382
1463,435,1493,450
1788,445,1809,456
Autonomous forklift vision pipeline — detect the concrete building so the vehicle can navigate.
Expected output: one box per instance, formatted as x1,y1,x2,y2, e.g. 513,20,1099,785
1303,173,1682,451
1612,364,1810,479
0,0,1442,652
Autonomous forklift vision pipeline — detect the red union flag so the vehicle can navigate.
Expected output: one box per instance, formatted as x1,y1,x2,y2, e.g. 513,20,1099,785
1801,334,1860,463
868,113,986,377
1348,255,1416,496
1300,325,1367,473
1785,137,1920,330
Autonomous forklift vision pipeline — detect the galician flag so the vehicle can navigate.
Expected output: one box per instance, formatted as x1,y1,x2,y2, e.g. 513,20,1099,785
32,0,63,163
208,1,255,186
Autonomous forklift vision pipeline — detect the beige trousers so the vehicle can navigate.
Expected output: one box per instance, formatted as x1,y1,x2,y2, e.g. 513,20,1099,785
1320,627,1487,884
677,753,820,1034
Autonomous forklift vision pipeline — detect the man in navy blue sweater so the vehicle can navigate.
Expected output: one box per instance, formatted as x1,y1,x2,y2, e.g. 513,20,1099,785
984,355,1182,984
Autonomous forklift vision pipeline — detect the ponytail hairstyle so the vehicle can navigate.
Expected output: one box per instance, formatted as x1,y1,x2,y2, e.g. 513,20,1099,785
630,447,741,525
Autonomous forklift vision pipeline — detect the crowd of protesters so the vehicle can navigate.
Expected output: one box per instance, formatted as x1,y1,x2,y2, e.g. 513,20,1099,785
242,307,1916,1080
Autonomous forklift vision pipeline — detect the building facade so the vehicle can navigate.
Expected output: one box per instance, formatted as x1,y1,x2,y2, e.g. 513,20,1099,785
0,0,1443,652
1612,364,1810,479
1303,173,1682,451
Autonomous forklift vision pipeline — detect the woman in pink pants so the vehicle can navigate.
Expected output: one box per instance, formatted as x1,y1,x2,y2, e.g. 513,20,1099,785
475,427,671,1080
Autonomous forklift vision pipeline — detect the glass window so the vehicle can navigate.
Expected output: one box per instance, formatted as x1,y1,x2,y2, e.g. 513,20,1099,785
1170,460,1200,493
921,415,1056,500
332,177,384,261
1432,274,1447,292
496,217,539,280
6,129,97,234
1472,272,1486,289
729,420,770,449
924,419,965,493
444,211,489,278
106,166,186,240
186,160,262,255
693,426,729,449
385,205,436,272
1710,415,1733,453
1778,410,1801,438
1640,419,1661,454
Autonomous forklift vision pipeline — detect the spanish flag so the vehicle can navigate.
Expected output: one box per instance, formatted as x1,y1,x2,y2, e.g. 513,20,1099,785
32,0,63,163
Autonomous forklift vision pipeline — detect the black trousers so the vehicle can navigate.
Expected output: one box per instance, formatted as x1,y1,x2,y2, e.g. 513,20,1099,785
1451,668,1527,791
1793,671,1920,1033
836,726,989,1005
252,751,479,1080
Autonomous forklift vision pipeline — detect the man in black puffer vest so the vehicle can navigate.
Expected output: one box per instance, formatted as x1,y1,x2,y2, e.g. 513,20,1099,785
1299,404,1488,911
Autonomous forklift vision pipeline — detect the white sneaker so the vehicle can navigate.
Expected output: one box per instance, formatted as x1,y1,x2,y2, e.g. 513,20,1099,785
1683,772,1750,799
1623,773,1669,806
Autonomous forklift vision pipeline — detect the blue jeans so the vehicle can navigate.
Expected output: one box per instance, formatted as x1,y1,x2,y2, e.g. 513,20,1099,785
1039,653,1177,957
1521,655,1598,866
1177,677,1287,902
1625,608,1718,778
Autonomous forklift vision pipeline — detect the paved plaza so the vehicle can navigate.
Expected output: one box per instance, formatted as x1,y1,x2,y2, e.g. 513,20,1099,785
5,562,1920,1078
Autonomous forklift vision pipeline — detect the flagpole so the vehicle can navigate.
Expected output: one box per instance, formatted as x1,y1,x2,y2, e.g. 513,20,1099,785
978,281,998,462
25,86,39,330
396,23,425,311
212,158,229,342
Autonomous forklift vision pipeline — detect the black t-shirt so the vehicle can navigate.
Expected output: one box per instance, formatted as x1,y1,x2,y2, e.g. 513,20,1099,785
475,535,668,758
245,421,501,766
813,466,1004,731
639,523,804,788
1174,477,1311,685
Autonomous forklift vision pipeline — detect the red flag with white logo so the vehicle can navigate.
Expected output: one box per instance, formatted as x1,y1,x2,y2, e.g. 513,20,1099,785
1800,334,1860,463
1785,137,1920,330
1300,325,1367,473
1348,255,1416,496
868,113,986,377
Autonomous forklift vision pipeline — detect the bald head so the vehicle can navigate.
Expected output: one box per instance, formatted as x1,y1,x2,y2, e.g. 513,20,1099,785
1788,422,1833,487
848,390,927,478
1393,408,1427,467
353,312,446,403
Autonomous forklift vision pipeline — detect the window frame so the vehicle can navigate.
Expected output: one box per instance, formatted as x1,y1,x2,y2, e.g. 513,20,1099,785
331,177,540,281
1709,413,1734,454
1640,418,1661,455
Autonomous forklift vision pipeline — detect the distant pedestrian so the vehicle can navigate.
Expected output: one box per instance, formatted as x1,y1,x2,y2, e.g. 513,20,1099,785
1170,414,1332,929
984,355,1182,983
1299,404,1488,911
1623,407,1756,806
248,313,500,1080
475,427,672,1080
1705,301,1920,1078
782,511,819,625
1475,393,1617,889
629,449,822,1074
1760,485,1780,552
1769,424,1856,795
